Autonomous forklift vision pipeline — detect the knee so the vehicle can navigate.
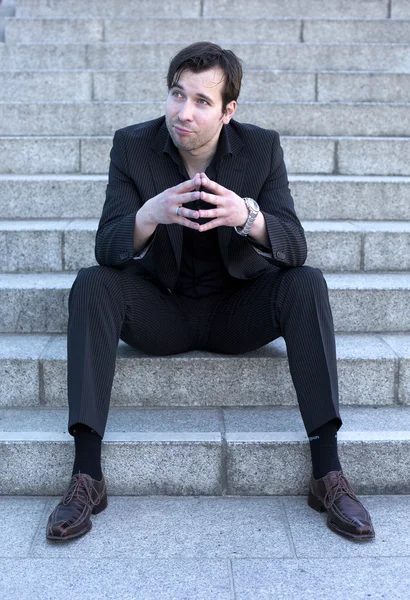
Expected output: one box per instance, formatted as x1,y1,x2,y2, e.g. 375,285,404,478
280,266,328,299
70,265,122,299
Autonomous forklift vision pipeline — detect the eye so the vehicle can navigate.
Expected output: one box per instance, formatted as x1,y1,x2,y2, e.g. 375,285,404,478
171,90,183,99
197,99,209,105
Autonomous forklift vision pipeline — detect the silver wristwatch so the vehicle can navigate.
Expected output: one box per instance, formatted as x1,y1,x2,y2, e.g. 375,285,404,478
234,197,260,237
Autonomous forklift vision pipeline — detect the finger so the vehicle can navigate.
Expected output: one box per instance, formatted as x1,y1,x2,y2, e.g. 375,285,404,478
178,217,200,230
174,190,201,204
173,175,201,193
198,191,223,205
176,206,200,220
197,208,225,219
197,218,226,232
199,174,225,195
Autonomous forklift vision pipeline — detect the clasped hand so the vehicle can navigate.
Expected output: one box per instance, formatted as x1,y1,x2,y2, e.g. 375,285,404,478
146,172,249,232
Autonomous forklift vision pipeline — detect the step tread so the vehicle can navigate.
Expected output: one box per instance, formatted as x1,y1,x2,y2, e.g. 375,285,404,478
1,405,410,439
1,218,410,232
1,271,409,289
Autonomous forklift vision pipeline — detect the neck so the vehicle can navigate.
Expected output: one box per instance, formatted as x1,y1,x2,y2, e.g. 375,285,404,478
179,146,216,179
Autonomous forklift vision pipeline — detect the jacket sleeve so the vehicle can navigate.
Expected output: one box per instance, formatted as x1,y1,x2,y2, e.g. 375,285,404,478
95,129,148,268
250,132,307,268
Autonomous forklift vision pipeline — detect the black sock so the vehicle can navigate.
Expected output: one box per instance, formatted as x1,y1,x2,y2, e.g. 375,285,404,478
72,423,103,481
309,419,341,480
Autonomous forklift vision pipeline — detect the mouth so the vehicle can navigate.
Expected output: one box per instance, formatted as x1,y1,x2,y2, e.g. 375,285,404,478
174,125,195,135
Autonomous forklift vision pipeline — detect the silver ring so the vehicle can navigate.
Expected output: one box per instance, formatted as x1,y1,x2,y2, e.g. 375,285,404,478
175,206,180,216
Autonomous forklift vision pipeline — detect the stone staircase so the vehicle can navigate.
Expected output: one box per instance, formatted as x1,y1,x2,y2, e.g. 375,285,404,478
0,0,409,497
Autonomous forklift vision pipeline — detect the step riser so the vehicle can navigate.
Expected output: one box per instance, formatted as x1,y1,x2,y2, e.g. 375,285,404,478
1,178,409,221
6,18,410,44
14,0,391,19
1,225,409,273
0,334,403,408
1,103,409,136
1,43,409,72
0,278,409,333
0,437,408,495
2,137,410,176
3,71,410,104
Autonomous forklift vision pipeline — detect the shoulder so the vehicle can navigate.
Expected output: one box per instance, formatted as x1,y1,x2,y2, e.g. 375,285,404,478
228,119,280,147
113,116,166,145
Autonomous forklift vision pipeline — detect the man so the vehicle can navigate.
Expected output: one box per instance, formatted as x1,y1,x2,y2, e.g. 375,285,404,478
46,42,374,542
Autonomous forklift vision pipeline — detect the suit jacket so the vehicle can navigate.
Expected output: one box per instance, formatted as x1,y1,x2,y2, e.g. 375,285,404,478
95,116,307,291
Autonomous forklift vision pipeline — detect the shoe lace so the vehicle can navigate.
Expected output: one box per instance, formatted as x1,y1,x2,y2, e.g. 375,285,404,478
62,473,102,508
323,471,358,509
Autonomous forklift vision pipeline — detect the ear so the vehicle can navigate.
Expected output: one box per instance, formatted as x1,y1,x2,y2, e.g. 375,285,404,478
222,100,237,124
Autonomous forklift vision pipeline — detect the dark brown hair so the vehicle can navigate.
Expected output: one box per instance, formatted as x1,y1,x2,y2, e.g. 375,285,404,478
167,42,243,113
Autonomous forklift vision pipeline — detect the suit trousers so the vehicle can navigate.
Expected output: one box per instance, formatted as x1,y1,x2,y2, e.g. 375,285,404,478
67,264,341,439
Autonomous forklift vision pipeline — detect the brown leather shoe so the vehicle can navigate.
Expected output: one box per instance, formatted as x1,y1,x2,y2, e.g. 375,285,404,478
46,472,107,541
308,470,375,541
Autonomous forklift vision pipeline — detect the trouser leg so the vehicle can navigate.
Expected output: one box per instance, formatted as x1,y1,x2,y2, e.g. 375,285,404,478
67,265,194,439
205,266,341,435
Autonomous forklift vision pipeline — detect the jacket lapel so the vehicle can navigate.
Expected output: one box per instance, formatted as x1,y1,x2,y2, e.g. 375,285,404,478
149,123,183,269
216,123,247,264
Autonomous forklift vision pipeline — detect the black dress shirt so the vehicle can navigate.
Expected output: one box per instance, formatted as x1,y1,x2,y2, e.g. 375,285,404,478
164,128,241,298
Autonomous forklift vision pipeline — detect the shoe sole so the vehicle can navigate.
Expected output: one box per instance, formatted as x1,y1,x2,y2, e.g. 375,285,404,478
46,495,108,542
308,490,375,542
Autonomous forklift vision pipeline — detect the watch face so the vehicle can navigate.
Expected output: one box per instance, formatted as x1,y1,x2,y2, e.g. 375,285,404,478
245,198,259,213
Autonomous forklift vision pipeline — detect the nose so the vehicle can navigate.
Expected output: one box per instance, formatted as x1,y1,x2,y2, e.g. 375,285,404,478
178,100,194,122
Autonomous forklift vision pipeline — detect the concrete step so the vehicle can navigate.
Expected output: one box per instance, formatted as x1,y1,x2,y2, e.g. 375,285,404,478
14,0,391,19
5,17,410,44
1,405,409,494
0,4,15,43
1,101,409,136
1,174,409,221
0,271,409,333
2,69,410,103
0,332,407,409
1,42,409,72
1,219,409,273
2,135,410,176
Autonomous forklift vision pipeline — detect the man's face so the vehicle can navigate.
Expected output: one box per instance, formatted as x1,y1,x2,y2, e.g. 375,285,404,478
165,67,236,155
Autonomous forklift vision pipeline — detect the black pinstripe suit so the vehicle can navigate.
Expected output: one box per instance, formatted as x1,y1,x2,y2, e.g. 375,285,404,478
67,117,341,438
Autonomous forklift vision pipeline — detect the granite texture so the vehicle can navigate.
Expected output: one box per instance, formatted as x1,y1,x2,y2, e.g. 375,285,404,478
16,0,202,17
0,138,80,174
303,17,410,43
5,17,104,43
338,138,410,176
0,71,92,102
382,335,410,405
0,175,106,219
318,73,410,104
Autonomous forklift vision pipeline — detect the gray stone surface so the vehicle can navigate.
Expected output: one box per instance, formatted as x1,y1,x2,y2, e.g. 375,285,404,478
0,137,80,174
93,69,316,102
104,17,302,43
5,218,407,273
282,137,335,174
2,101,410,137
291,175,410,220
0,334,50,407
0,175,106,219
304,17,410,43
0,220,66,273
0,497,47,557
363,223,410,271
5,333,396,408
5,17,104,43
204,0,389,18
325,272,410,332
318,73,410,103
2,42,408,72
338,138,410,176
32,495,292,558
382,335,410,405
304,221,362,271
0,43,88,70
0,71,92,102
233,558,410,599
0,432,222,495
0,557,232,599
284,495,410,557
392,0,410,18
0,273,75,333
16,0,202,17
